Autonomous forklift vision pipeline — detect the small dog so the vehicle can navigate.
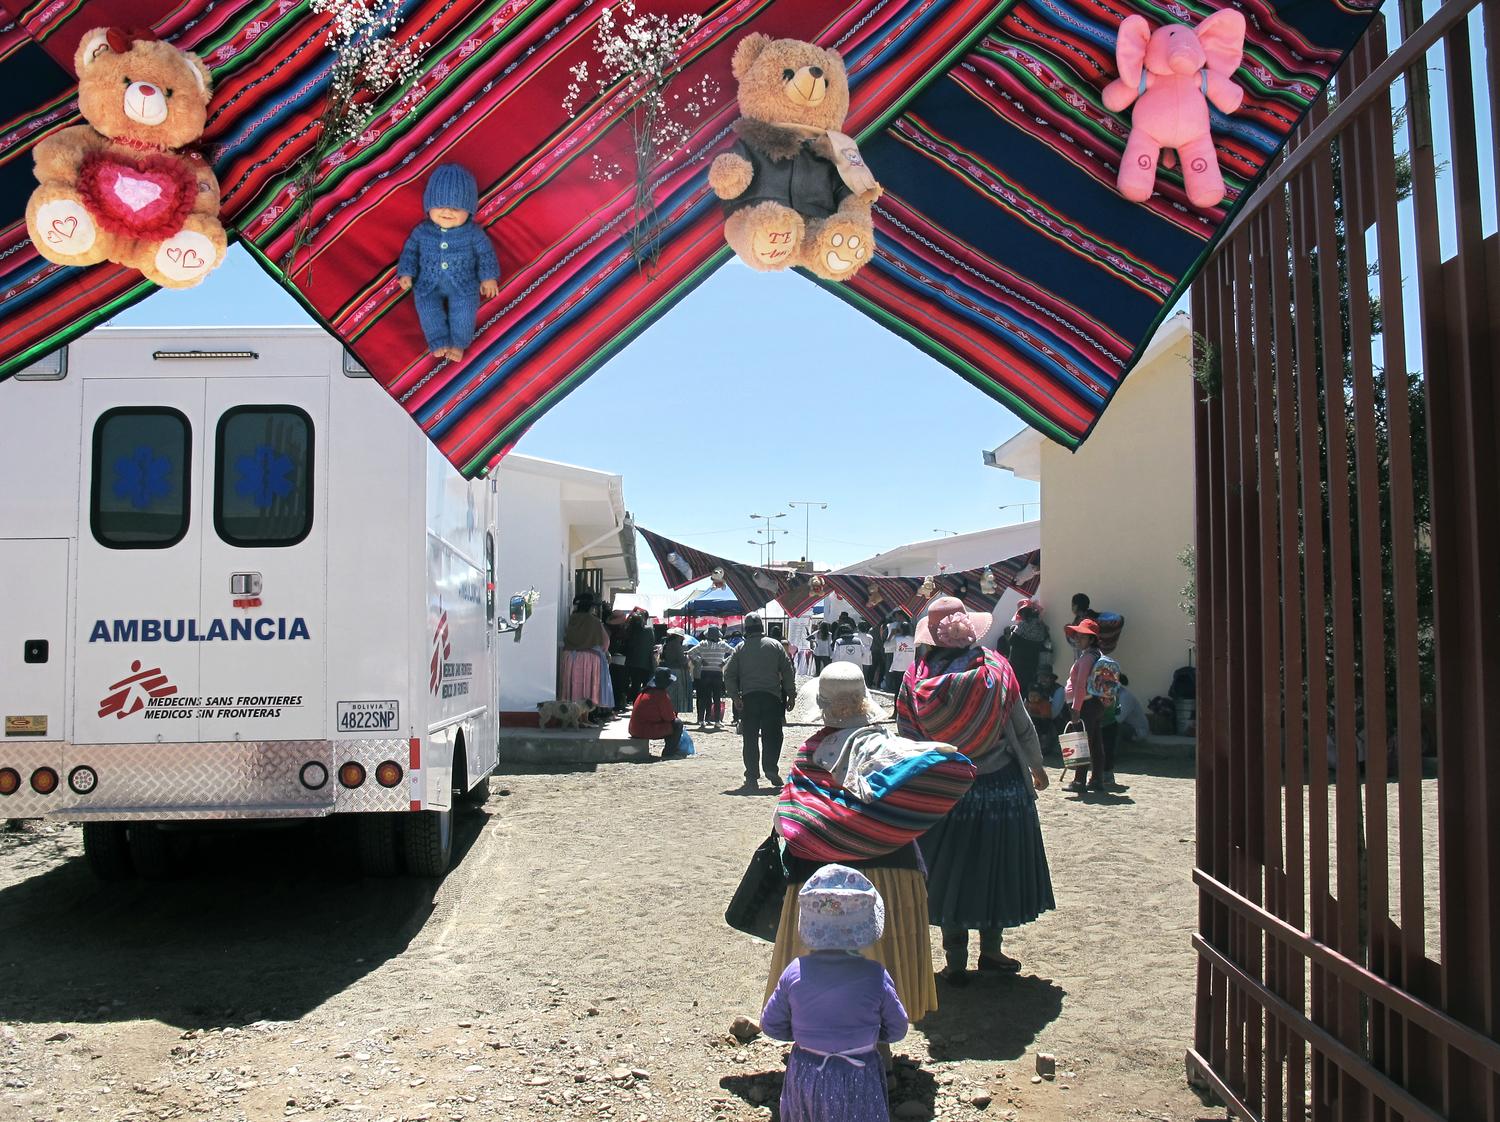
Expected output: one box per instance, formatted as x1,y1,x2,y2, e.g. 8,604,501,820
537,699,591,729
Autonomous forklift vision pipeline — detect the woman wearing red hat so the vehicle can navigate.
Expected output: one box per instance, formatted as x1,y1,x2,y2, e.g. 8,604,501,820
1063,617,1110,792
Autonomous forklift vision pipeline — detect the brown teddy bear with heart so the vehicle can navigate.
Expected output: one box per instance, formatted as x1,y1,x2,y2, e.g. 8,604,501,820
26,27,227,288
709,34,881,282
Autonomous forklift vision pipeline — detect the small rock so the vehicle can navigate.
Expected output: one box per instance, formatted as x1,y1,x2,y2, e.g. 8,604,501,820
1034,1053,1056,1079
629,1069,649,1081
729,1017,760,1044
1030,1076,1043,1085
45,1031,74,1043
970,1092,992,1109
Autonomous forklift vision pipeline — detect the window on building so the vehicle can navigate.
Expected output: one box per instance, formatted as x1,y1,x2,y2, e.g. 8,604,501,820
214,406,314,547
91,408,192,549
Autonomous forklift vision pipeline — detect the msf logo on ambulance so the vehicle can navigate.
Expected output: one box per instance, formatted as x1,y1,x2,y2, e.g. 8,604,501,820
99,660,178,720
429,609,452,695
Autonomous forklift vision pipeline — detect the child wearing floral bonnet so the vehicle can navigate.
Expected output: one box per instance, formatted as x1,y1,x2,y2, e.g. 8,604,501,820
760,865,908,1121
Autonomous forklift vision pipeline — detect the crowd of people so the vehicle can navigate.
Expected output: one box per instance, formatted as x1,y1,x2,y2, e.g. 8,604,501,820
560,586,1153,1121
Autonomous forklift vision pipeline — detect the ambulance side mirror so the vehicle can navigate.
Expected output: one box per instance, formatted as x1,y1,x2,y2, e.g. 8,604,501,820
499,588,537,642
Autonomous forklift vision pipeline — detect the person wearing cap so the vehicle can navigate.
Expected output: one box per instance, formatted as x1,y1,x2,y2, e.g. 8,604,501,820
724,612,797,790
690,626,735,728
397,163,501,364
896,596,1054,984
1064,617,1111,791
628,667,685,759
830,623,864,666
761,865,909,1122
766,663,944,1029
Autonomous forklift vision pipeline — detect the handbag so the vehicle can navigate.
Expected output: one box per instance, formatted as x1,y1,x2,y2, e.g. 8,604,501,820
724,832,788,941
1058,720,1092,768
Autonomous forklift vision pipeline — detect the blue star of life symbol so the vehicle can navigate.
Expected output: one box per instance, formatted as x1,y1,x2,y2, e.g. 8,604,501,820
113,446,173,510
234,443,296,509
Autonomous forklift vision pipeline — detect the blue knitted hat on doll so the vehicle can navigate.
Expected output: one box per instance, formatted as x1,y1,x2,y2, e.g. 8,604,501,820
423,164,479,215
797,864,885,951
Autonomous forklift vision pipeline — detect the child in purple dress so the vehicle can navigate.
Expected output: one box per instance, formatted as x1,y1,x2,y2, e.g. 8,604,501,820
761,865,909,1122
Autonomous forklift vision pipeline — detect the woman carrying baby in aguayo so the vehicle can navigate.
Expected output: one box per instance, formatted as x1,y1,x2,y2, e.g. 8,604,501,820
764,663,978,1034
896,597,1055,985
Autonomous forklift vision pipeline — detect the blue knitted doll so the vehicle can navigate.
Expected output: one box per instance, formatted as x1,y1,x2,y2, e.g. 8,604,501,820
398,164,500,363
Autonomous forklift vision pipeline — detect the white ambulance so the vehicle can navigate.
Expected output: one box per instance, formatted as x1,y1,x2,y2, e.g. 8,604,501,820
0,326,523,878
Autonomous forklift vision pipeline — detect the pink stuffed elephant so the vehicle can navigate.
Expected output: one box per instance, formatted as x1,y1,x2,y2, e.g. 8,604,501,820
1102,10,1246,208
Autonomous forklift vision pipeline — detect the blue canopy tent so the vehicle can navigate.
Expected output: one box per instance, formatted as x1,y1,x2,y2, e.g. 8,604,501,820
666,585,743,619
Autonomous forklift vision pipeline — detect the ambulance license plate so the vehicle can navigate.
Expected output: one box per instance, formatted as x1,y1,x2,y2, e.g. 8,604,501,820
336,701,399,733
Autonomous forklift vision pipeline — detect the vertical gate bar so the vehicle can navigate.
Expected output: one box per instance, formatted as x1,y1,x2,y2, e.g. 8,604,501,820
1208,248,1237,1081
1193,273,1218,1078
1251,204,1283,1121
1290,157,1333,1122
1429,15,1500,1120
1269,180,1308,1122
1312,124,1367,1121
1337,63,1395,1122
1226,230,1253,1098
1367,15,1436,1109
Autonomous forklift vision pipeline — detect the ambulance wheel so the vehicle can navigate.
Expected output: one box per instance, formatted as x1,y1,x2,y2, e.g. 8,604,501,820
82,822,134,880
455,774,491,807
403,808,453,878
356,813,400,878
127,822,175,880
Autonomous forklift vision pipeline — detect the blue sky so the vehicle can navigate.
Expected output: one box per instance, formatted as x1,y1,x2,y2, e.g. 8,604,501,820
116,247,1041,599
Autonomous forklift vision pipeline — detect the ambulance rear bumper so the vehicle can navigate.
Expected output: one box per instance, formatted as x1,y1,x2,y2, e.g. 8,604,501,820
0,739,418,821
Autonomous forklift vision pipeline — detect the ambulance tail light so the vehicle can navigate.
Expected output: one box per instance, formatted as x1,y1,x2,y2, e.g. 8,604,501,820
375,761,403,788
0,768,19,796
338,762,367,789
30,767,59,795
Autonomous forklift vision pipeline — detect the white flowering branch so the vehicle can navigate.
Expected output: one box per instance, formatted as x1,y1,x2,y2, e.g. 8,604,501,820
562,0,718,273
282,0,426,272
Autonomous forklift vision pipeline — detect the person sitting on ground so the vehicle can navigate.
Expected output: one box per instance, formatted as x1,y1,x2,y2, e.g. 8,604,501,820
724,612,797,790
690,626,735,728
1116,674,1149,744
761,865,909,1122
629,667,685,759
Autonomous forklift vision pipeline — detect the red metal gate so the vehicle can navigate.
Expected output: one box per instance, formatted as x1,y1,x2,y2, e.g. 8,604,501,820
1190,1,1500,1118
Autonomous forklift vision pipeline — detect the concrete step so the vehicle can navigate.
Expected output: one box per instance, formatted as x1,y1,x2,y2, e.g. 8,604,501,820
496,715,651,765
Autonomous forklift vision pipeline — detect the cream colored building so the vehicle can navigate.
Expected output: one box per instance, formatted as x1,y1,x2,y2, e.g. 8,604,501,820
985,312,1196,697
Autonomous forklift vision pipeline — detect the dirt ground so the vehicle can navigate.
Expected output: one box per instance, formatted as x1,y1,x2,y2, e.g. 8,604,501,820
0,724,1223,1122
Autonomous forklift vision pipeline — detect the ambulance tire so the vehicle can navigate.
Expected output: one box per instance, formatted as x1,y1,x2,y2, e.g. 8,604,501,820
357,813,401,878
403,808,453,878
127,823,175,880
455,773,490,807
82,822,134,880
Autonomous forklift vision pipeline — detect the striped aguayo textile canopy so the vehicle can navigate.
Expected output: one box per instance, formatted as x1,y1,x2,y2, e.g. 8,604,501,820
0,0,1380,477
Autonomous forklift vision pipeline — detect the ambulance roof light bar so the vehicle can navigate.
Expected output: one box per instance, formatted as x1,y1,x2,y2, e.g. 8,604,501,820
152,349,260,360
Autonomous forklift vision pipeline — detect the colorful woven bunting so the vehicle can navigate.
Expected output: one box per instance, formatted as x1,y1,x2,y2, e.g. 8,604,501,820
0,0,1380,475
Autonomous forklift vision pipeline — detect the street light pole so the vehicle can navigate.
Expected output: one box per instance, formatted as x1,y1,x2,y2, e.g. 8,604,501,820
749,511,787,565
787,500,827,565
932,528,959,537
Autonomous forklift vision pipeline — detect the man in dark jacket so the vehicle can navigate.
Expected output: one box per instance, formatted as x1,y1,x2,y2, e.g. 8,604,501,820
724,613,796,791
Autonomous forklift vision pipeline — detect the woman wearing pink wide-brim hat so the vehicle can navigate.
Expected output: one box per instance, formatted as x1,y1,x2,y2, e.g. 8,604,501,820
896,596,1054,986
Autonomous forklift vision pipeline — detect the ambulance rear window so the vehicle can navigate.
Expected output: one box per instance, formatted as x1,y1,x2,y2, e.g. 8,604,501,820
91,408,192,549
214,406,314,547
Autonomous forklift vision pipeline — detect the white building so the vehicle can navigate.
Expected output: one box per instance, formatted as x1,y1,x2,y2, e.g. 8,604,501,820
491,455,637,721
823,522,1042,648
985,312,1195,696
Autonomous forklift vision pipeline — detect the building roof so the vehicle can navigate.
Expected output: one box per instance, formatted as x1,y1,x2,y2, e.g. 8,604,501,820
982,312,1191,480
835,522,1041,577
